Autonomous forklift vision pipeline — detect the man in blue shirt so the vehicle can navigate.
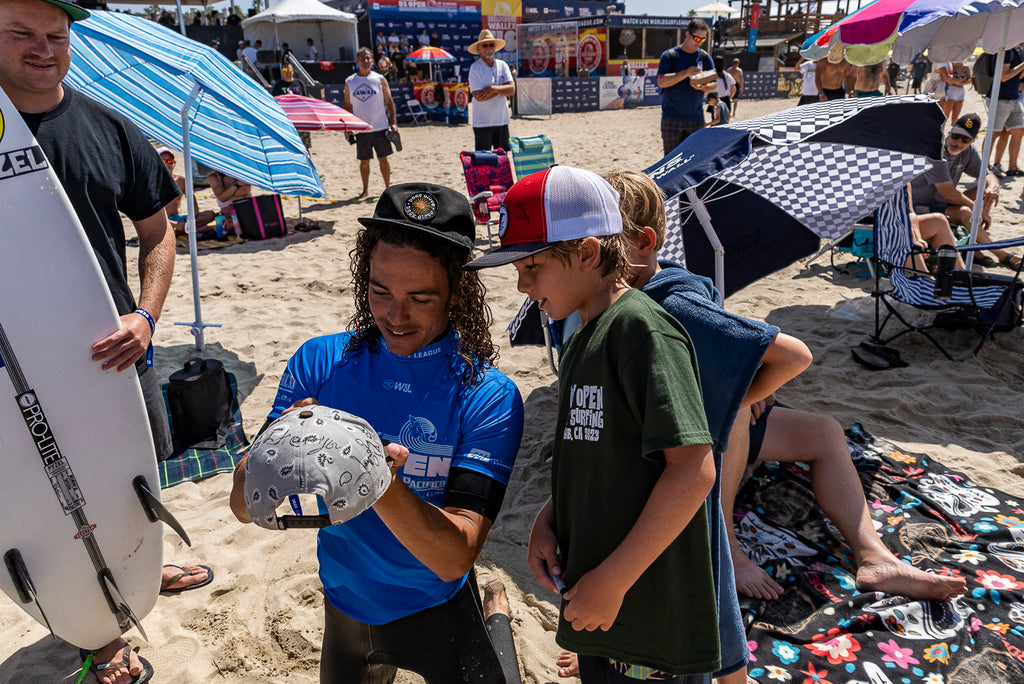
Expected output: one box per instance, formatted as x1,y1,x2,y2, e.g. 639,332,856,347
656,19,716,155
231,184,525,683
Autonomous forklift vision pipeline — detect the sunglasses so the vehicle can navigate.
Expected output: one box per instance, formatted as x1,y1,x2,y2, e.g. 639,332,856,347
950,133,972,143
479,42,495,48
689,33,707,42
162,158,174,165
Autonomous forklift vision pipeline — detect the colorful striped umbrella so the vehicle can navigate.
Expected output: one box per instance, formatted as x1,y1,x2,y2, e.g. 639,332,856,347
800,0,1024,266
67,10,326,351
404,46,457,63
801,0,1024,65
274,94,371,132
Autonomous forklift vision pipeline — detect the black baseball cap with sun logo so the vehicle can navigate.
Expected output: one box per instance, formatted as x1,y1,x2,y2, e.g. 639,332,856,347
358,183,476,252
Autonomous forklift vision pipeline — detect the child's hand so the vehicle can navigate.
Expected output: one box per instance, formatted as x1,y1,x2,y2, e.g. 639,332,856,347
527,500,563,594
562,566,627,632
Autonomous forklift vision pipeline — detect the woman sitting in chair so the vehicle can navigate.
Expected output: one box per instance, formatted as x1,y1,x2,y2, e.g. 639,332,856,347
907,184,966,273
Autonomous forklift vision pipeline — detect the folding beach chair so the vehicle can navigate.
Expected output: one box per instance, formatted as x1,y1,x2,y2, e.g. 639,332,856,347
507,296,580,374
508,134,555,181
869,190,1024,359
459,148,514,242
406,99,427,125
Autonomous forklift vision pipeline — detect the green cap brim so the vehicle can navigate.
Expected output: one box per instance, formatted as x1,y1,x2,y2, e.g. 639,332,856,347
43,0,90,21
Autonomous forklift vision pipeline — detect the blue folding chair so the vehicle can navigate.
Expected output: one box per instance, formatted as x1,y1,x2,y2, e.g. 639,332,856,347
508,134,555,181
870,191,1023,359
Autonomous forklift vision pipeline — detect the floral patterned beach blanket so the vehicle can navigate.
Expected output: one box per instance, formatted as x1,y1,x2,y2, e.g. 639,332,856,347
735,425,1024,684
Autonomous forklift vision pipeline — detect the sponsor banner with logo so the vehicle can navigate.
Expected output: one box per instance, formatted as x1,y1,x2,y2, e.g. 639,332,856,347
482,0,521,62
742,71,801,99
369,1,482,77
576,28,605,76
606,58,659,78
521,23,576,77
522,0,623,22
551,77,599,113
516,77,552,115
642,75,662,107
606,14,687,30
598,74,643,110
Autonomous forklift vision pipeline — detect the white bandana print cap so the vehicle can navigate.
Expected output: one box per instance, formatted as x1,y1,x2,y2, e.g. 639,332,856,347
245,405,392,529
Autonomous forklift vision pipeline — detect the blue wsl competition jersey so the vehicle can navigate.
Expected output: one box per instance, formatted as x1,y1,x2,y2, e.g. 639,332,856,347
270,329,524,624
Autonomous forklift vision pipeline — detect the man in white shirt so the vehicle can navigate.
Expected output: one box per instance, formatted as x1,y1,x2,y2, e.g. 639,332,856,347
468,29,515,151
306,38,318,62
797,57,818,106
241,40,257,65
345,47,399,200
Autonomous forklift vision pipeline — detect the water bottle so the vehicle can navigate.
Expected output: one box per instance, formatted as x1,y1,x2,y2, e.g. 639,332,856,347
215,214,226,240
933,245,958,300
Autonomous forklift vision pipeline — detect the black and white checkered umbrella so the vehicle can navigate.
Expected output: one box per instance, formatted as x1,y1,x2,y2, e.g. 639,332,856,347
645,95,943,297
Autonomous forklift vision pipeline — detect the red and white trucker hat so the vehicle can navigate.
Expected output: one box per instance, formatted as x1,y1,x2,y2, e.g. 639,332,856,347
464,166,621,270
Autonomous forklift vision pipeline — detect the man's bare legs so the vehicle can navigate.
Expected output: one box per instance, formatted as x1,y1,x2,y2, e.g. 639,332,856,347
722,405,967,602
358,159,372,200
357,156,392,200
379,155,392,190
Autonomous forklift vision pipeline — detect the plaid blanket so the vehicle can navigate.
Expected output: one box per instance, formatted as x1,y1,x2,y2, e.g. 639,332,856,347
739,425,1024,683
158,373,249,489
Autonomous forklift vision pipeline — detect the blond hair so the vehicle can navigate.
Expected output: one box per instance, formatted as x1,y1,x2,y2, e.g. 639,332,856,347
543,234,631,279
603,171,666,251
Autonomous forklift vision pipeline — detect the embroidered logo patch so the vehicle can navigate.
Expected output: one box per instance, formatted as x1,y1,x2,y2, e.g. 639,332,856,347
404,192,437,222
498,204,509,238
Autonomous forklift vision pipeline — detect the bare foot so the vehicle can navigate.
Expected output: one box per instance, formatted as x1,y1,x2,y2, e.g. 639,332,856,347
733,554,784,600
161,563,209,591
856,558,967,601
482,579,510,620
90,638,144,684
355,191,369,201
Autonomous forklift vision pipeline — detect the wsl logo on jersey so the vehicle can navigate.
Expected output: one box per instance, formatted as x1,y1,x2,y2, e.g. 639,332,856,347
353,83,377,103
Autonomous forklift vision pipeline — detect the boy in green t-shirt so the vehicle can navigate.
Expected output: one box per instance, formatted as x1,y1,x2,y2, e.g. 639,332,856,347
466,166,720,681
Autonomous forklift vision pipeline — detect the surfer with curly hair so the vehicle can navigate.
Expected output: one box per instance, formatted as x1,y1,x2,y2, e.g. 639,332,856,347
231,183,525,683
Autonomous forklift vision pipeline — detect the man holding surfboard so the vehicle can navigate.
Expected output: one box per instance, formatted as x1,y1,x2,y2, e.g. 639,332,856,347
0,1,211,681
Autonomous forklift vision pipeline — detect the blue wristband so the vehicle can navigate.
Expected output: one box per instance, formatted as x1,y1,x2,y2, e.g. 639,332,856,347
134,308,155,368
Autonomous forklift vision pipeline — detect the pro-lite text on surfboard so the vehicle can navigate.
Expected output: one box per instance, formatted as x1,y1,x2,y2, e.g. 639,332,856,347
17,391,86,514
0,145,48,180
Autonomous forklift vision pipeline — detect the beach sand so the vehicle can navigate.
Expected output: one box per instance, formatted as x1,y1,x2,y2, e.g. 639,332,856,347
1,87,1022,683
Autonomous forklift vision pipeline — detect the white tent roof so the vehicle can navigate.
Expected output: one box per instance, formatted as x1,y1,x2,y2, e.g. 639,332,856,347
242,0,357,26
242,0,358,62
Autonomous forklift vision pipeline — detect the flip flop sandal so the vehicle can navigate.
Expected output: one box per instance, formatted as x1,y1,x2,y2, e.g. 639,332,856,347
1000,253,1022,271
859,341,909,368
160,563,214,594
79,644,153,684
851,346,890,370
972,254,998,268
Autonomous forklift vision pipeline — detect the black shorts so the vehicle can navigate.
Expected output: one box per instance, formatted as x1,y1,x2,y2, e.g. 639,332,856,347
356,130,393,161
822,87,846,100
473,125,510,152
319,571,506,683
747,403,774,465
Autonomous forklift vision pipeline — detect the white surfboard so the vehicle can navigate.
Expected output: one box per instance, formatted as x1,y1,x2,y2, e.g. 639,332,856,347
0,86,165,650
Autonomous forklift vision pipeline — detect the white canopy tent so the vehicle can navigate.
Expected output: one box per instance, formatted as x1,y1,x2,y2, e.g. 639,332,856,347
241,0,358,63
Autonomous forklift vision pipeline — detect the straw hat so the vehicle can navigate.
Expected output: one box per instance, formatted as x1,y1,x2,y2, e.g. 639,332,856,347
468,29,506,55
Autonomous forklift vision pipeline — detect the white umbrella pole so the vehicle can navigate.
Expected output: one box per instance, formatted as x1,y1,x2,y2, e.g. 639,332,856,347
175,81,221,352
175,0,185,36
968,20,1011,270
685,187,727,299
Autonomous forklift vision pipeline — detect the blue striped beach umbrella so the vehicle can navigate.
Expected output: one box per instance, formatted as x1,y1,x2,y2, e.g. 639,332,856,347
66,10,326,351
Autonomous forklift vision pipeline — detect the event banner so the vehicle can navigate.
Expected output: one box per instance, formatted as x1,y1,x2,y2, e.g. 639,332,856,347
516,77,552,115
521,17,604,77
577,27,606,76
522,0,623,22
370,15,482,75
551,77,599,113
606,58,659,77
598,74,643,109
482,0,521,62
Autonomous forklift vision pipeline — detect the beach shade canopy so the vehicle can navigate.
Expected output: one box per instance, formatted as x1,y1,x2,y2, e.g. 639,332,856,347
801,0,1024,268
67,10,326,352
241,0,358,62
644,95,943,298
274,94,371,132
